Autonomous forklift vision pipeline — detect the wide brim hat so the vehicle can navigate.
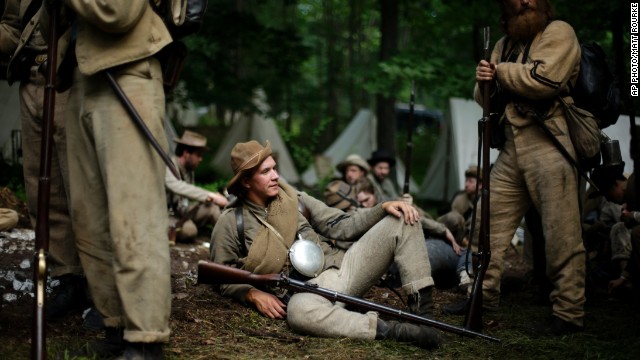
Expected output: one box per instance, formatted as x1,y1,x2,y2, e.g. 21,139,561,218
227,140,272,194
367,149,396,167
588,162,625,199
173,130,210,150
464,165,482,181
336,154,370,174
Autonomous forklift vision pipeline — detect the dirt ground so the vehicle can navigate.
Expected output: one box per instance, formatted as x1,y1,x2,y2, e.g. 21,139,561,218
1,190,639,359
0,223,530,359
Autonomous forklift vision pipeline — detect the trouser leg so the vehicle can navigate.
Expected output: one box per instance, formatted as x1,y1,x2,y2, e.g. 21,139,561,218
481,127,529,309
66,58,171,342
520,122,585,327
287,216,430,338
20,72,81,277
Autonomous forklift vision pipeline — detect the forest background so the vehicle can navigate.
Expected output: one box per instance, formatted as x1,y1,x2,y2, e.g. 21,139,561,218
0,1,633,206
170,0,632,202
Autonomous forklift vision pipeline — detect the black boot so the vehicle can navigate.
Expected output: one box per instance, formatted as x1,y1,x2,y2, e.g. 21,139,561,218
441,299,470,316
407,286,434,318
375,318,443,349
83,307,106,331
116,342,165,360
65,327,125,359
46,274,88,321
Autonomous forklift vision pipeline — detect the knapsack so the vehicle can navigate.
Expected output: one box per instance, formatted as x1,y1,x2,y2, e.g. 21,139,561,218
151,0,208,92
570,42,622,129
152,0,208,40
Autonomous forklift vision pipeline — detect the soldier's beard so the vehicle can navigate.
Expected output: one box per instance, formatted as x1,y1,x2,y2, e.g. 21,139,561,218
506,7,549,41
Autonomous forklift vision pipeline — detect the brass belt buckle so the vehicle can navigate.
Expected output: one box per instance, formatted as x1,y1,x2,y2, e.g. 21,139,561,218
35,54,47,65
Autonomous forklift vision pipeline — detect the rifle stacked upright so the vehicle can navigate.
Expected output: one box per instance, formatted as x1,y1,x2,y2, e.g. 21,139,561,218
464,26,493,333
32,2,61,359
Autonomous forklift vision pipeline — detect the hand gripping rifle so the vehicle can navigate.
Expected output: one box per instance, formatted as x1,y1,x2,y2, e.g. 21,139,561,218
32,2,60,359
403,81,416,194
464,26,493,332
197,261,500,343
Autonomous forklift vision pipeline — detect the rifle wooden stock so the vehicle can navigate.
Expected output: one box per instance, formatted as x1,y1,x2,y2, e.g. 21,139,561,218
197,261,500,343
464,26,492,333
32,3,60,359
197,260,283,286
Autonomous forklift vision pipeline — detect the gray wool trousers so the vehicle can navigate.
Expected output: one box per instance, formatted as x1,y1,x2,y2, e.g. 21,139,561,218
286,215,433,339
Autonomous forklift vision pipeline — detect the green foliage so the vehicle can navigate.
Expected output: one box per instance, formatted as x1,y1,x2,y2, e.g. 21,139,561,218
175,0,632,179
0,160,26,202
278,114,334,172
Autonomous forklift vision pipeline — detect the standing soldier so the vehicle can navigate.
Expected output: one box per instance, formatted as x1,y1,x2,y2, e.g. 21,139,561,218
1,0,88,321
472,0,585,334
42,1,173,358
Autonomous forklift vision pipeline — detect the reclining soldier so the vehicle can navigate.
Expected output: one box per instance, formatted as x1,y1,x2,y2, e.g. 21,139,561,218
209,140,443,349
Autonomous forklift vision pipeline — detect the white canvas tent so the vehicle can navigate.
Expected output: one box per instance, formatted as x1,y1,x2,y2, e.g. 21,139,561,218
0,81,21,163
300,108,418,191
419,97,634,202
418,97,499,202
211,114,300,184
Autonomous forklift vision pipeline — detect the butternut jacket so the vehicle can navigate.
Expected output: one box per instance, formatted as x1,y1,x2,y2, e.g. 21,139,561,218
210,192,387,304
41,1,172,76
474,20,581,127
165,156,211,213
2,0,49,83
0,0,21,55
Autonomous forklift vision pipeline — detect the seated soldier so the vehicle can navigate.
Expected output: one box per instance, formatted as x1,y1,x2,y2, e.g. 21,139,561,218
0,208,19,231
166,130,229,243
450,165,481,246
591,163,639,294
366,149,399,202
210,140,443,349
333,153,369,185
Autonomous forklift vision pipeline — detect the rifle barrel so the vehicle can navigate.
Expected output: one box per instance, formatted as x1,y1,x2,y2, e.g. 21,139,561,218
464,25,493,332
197,261,500,343
284,277,499,342
32,3,61,359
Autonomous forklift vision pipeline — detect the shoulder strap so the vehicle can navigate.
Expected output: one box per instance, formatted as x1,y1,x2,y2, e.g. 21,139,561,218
234,207,246,254
235,198,310,251
519,101,597,191
499,37,533,65
21,0,43,30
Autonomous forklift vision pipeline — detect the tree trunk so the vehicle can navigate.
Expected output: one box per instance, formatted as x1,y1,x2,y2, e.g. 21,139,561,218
319,0,340,149
376,0,398,158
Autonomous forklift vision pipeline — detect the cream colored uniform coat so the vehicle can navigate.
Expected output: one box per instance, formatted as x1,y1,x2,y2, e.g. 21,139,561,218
165,156,222,241
48,1,174,343
474,21,586,326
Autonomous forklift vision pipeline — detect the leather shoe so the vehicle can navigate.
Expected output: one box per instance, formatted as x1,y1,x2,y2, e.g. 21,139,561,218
83,307,106,331
531,315,584,336
115,342,164,360
46,274,88,321
63,327,125,359
375,318,443,349
441,299,469,316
